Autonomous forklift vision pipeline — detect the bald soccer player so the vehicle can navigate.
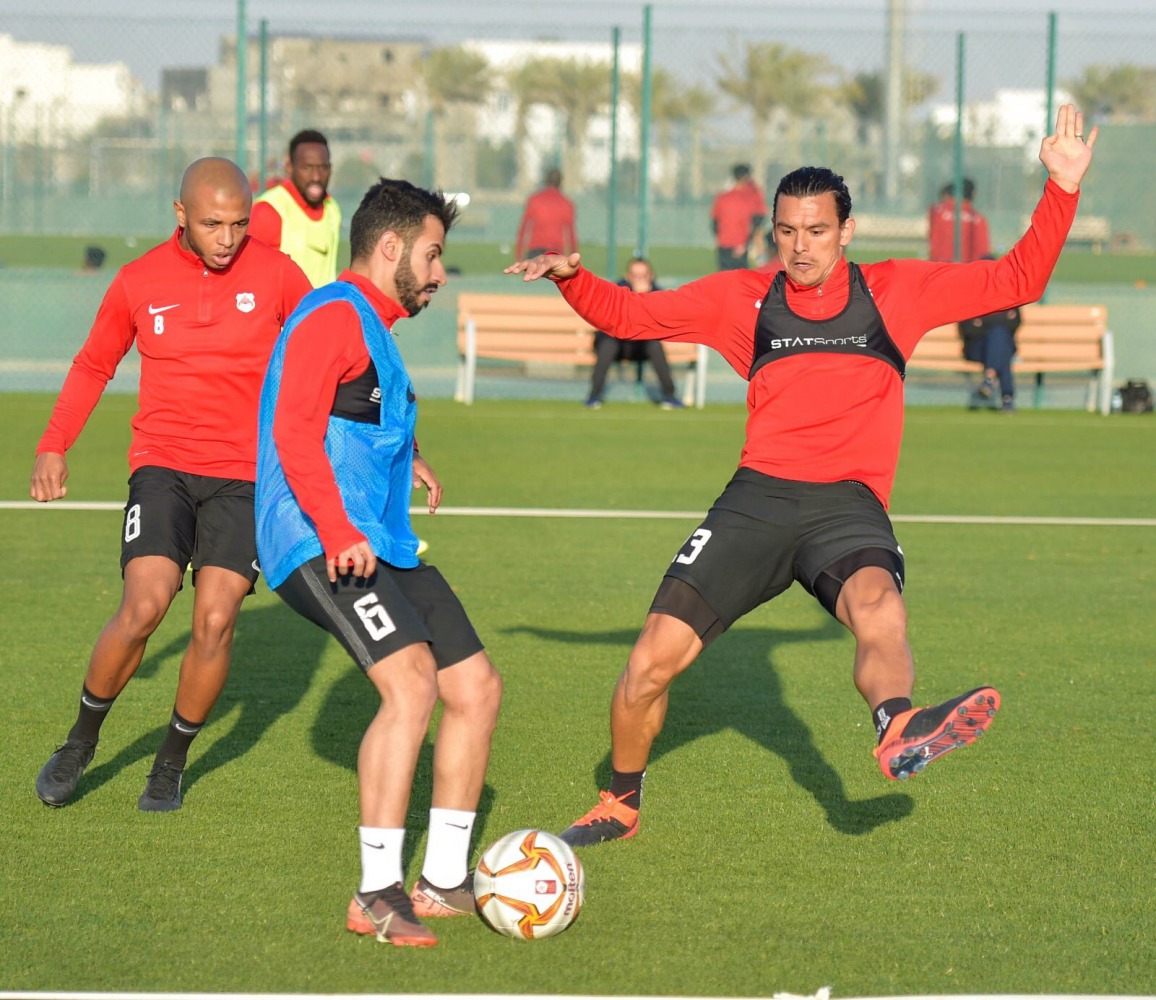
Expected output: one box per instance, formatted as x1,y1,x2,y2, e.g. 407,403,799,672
32,157,313,812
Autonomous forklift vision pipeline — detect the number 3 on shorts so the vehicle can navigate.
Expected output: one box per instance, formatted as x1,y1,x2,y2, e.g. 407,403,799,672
353,593,397,641
674,527,712,565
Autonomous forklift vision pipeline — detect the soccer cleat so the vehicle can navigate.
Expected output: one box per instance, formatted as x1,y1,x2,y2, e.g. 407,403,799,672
659,397,686,410
410,873,476,917
584,397,603,410
138,760,184,812
347,883,438,947
35,739,97,807
873,686,1001,781
559,790,639,847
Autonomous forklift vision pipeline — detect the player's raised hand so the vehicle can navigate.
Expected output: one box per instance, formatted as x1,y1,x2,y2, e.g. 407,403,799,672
504,251,582,282
30,452,69,502
1040,103,1097,194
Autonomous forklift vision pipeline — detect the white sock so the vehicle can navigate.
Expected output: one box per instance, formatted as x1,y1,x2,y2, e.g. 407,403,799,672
421,808,475,888
358,826,405,894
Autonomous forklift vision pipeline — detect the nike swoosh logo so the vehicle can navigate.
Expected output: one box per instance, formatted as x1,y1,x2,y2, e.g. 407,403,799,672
447,822,469,830
148,304,180,315
173,722,200,734
362,842,386,850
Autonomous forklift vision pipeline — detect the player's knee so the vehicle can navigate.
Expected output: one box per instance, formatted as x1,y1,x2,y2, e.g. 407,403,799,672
190,606,239,651
624,645,684,700
844,582,908,644
115,595,170,640
442,656,503,726
372,647,440,717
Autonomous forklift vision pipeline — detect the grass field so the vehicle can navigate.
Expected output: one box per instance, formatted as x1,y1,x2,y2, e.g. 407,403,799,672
1,395,1154,996
1,232,1153,285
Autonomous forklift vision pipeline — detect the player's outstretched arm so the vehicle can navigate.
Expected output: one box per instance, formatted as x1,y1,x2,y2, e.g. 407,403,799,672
30,452,69,502
504,252,582,283
1040,103,1097,194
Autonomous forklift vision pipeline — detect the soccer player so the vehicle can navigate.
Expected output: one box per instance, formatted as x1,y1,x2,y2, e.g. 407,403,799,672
255,178,502,947
514,168,577,261
32,157,312,812
250,129,342,287
506,105,1097,847
711,163,768,271
928,177,991,264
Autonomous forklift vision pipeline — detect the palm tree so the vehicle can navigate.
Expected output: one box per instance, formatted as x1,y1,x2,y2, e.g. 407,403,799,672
1065,63,1156,123
418,45,491,189
715,41,836,184
624,67,716,199
546,58,612,187
840,68,939,143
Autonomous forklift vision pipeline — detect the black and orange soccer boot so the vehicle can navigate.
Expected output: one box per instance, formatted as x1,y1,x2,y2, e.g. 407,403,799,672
347,882,438,947
410,873,476,918
559,790,640,847
873,686,1000,781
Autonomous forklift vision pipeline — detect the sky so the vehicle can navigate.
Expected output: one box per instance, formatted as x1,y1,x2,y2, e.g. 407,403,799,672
0,0,1149,96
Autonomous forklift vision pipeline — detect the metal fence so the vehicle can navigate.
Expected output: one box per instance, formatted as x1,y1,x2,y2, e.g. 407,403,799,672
1,2,1154,397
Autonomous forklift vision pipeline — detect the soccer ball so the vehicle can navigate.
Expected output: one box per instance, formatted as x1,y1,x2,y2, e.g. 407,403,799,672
474,829,585,940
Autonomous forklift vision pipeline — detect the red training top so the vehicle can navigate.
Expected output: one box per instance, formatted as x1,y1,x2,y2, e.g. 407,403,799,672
248,179,326,250
712,180,769,249
515,187,577,258
927,196,991,262
38,230,312,480
557,180,1077,508
271,270,409,558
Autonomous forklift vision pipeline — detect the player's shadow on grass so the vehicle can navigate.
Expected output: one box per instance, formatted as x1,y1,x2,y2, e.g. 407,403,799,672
309,665,497,873
72,601,330,804
507,619,914,836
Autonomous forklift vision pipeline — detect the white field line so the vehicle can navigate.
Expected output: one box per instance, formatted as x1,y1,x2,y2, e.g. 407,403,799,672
0,501,1153,528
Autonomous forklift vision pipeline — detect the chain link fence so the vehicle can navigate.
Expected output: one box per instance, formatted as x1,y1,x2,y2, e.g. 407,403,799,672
2,3,1153,399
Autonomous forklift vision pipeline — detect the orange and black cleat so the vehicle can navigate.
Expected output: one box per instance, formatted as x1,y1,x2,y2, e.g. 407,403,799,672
873,687,1001,781
346,883,438,947
559,790,640,847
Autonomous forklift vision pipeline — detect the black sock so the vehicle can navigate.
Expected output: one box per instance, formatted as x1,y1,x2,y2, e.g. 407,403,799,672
608,769,645,808
873,698,913,743
67,685,116,744
152,710,204,770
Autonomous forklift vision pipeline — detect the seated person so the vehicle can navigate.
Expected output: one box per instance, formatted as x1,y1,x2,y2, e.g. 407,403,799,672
959,256,1020,412
585,257,684,410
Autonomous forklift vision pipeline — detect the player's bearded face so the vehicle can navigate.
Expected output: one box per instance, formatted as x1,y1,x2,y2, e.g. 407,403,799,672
394,218,447,316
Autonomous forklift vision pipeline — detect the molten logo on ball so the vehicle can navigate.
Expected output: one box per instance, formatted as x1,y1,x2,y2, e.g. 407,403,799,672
474,829,585,939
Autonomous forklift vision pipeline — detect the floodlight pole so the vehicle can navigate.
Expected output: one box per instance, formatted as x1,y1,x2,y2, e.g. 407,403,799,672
637,4,653,258
235,0,248,174
952,32,965,263
258,19,268,190
607,26,621,280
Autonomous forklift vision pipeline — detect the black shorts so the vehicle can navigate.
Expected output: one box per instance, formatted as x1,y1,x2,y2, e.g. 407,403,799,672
120,466,260,589
652,468,905,644
274,557,485,672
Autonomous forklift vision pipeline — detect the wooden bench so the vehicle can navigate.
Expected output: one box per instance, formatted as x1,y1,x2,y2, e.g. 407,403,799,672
455,293,709,407
907,303,1114,413
1022,214,1112,254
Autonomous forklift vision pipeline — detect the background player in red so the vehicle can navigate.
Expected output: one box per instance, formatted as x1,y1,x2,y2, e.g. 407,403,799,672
711,162,768,270
514,167,577,261
928,177,991,263
31,157,312,812
508,105,1097,848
